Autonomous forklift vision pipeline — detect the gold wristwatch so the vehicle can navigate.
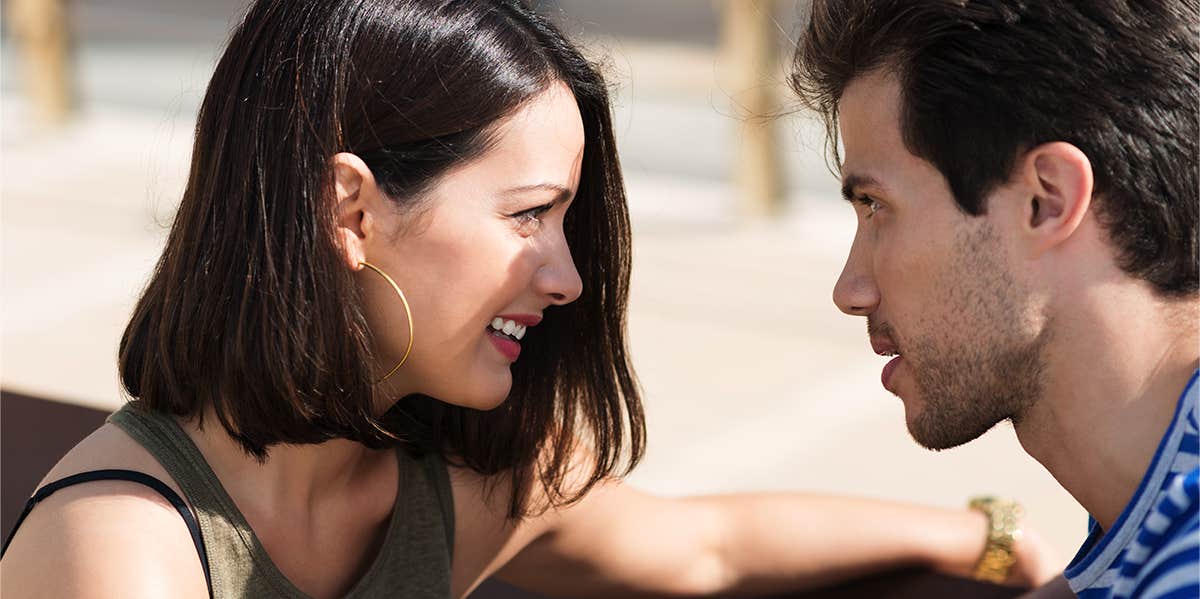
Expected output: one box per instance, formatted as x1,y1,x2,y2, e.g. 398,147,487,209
968,496,1024,583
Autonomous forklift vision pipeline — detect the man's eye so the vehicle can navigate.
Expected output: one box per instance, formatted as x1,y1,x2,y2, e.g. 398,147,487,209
854,195,881,217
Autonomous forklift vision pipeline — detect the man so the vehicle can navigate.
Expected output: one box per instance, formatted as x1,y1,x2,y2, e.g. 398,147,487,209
790,1,1198,597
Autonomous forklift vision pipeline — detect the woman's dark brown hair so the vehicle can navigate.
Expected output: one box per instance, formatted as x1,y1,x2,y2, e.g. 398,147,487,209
119,0,645,518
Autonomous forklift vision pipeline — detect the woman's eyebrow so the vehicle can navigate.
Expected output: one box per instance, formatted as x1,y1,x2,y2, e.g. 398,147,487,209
502,182,573,203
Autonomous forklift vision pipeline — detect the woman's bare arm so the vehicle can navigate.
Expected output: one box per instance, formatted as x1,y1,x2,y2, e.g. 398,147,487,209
450,451,1058,598
1,481,210,599
1,424,209,599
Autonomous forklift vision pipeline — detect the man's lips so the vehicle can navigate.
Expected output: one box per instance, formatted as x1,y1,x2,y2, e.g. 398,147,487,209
869,336,902,392
870,336,899,356
881,355,903,392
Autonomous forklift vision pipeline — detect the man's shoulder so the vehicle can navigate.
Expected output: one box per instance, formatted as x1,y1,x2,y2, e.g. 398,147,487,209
1122,468,1199,598
1068,468,1199,598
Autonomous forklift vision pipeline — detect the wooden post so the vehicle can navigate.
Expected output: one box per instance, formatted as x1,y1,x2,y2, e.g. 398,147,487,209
720,0,782,220
9,0,74,125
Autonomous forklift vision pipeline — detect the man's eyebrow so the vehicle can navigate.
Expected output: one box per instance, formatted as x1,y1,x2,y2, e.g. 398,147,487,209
841,173,883,202
502,182,573,203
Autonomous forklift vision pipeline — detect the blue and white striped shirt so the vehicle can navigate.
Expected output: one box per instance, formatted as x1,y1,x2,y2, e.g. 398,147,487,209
1064,371,1200,599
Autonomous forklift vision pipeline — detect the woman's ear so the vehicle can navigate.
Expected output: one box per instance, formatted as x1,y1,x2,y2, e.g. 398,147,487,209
331,152,376,270
1015,141,1095,257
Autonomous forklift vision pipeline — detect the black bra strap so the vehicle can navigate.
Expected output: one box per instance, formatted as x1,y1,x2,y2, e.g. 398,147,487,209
2,469,213,597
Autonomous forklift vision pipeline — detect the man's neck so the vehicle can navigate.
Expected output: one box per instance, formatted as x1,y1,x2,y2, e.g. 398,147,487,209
1015,284,1198,532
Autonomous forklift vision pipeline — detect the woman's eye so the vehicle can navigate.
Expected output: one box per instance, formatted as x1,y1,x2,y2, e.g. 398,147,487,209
511,204,554,228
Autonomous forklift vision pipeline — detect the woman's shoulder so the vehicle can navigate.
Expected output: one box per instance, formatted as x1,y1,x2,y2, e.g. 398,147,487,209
40,420,173,487
1,422,209,599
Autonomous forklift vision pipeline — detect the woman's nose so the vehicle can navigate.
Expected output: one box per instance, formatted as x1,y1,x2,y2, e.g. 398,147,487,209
536,237,583,306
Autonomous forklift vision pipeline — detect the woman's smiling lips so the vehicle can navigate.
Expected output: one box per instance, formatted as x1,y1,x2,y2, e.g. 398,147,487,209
488,333,522,361
486,313,542,362
498,313,543,327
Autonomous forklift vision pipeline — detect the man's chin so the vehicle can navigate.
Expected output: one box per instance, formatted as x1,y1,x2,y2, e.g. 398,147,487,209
904,406,994,452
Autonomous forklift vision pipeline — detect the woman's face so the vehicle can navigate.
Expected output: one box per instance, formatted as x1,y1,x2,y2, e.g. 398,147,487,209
338,82,586,410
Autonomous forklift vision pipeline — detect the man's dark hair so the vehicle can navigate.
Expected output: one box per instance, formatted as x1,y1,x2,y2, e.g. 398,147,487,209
791,0,1199,296
119,0,644,518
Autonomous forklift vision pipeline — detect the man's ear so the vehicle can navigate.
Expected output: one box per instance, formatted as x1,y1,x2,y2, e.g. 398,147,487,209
331,152,377,270
1015,142,1094,257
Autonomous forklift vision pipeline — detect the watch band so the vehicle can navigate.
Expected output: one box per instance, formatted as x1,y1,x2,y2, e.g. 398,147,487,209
968,496,1024,583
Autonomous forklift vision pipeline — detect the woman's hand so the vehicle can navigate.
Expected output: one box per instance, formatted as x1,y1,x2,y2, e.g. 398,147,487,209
1018,575,1074,599
1006,524,1062,588
923,506,1062,590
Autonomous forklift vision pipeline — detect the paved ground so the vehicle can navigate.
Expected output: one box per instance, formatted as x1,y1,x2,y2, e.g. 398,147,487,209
1,4,1088,565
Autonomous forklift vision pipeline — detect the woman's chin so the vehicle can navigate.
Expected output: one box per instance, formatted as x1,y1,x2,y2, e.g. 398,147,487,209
476,394,510,411
451,379,513,411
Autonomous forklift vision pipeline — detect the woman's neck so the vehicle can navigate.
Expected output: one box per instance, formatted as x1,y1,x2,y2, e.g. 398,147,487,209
179,407,391,514
176,408,401,599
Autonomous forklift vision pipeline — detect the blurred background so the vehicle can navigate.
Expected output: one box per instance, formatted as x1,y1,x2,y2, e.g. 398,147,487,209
1,0,1086,573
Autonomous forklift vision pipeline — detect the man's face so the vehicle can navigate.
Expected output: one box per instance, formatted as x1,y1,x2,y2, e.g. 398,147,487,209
834,70,1048,450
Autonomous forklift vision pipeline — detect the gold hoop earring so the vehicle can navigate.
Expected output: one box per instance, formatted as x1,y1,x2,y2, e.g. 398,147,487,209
358,261,414,383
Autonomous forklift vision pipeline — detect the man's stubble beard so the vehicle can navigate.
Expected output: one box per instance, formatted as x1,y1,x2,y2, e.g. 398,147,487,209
902,225,1050,451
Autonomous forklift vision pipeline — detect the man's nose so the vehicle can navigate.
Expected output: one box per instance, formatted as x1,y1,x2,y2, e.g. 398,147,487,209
832,232,879,317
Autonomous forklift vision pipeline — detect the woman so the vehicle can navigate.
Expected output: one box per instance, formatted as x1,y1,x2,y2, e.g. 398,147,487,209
0,1,1057,597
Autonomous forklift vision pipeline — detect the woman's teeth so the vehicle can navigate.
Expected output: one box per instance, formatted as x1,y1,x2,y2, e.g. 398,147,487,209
490,317,527,340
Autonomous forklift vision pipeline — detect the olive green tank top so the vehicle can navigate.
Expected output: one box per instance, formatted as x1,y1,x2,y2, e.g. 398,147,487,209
108,405,454,598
